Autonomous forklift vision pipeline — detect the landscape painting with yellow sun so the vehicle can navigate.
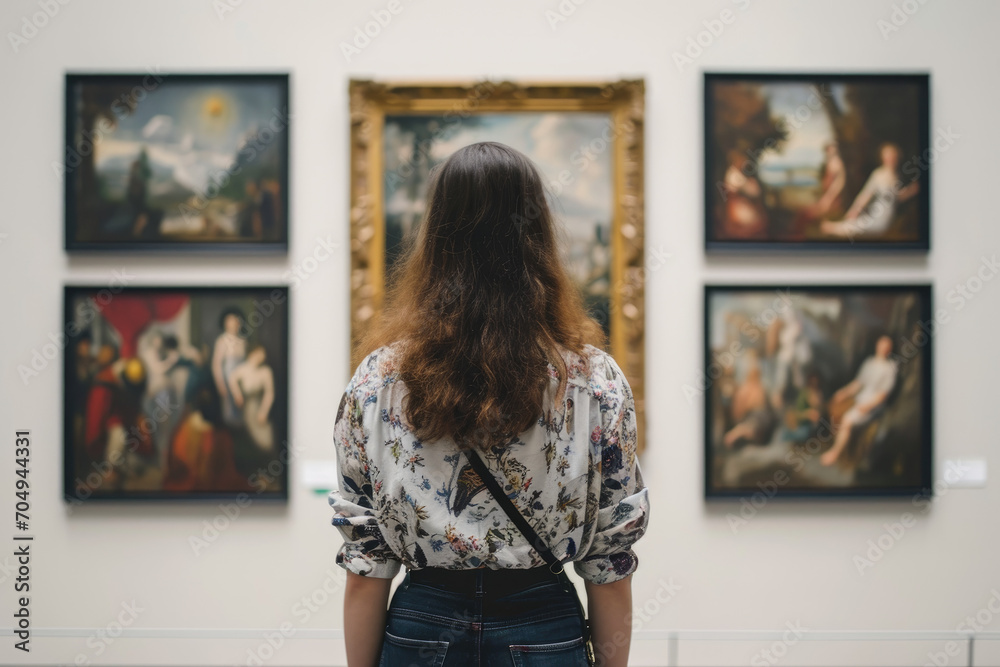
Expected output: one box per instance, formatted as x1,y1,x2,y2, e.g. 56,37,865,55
65,74,289,250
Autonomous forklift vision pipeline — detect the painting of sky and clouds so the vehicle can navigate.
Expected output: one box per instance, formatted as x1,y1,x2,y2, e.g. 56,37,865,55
66,75,288,249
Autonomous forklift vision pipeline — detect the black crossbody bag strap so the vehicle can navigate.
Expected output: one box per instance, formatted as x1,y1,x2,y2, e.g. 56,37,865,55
464,447,563,573
463,448,596,666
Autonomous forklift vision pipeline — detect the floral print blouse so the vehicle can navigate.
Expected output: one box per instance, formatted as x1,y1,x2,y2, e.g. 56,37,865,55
328,342,649,585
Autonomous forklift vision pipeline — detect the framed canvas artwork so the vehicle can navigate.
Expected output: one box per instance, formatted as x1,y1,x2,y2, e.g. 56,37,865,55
64,73,289,251
704,284,933,498
705,73,930,251
63,286,289,501
348,79,648,454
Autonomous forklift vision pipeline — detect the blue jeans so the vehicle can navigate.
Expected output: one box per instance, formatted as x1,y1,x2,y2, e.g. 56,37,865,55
377,570,590,666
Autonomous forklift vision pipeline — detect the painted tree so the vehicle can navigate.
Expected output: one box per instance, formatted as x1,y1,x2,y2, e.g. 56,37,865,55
71,82,141,241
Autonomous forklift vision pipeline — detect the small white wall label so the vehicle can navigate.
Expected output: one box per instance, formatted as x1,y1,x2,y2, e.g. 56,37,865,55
299,460,338,494
941,459,988,488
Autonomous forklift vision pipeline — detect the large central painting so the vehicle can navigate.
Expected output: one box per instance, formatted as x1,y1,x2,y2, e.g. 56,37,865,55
349,80,647,453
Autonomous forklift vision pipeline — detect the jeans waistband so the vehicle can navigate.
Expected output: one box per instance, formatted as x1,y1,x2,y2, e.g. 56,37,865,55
407,565,564,595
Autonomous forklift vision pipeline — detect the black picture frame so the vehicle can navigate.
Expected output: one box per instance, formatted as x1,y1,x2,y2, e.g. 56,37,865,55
703,284,933,499
64,73,290,252
704,72,931,252
63,285,290,502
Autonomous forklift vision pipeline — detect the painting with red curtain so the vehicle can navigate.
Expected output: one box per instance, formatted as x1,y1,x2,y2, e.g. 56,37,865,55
63,286,289,501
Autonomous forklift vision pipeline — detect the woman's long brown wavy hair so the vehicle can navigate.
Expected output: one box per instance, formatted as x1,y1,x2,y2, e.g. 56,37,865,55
360,141,606,450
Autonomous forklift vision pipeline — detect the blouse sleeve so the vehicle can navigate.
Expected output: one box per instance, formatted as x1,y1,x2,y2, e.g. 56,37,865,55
328,386,403,579
574,365,650,585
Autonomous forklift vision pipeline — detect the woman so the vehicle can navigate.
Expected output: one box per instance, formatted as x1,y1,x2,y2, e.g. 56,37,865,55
820,143,919,239
720,148,768,239
722,363,776,449
228,344,275,451
211,308,247,427
138,330,182,471
328,142,650,667
791,141,846,236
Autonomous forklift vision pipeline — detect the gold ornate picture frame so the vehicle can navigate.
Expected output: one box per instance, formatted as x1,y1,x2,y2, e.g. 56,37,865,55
348,79,646,455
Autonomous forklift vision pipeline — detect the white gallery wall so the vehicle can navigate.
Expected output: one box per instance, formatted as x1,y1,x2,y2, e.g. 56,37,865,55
1,1,998,665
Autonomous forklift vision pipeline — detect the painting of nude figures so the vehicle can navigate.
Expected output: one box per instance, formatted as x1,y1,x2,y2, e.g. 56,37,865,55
705,73,930,251
65,74,288,251
63,286,289,501
704,285,933,498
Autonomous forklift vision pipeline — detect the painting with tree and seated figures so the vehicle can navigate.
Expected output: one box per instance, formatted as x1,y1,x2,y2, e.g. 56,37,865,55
705,73,929,251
